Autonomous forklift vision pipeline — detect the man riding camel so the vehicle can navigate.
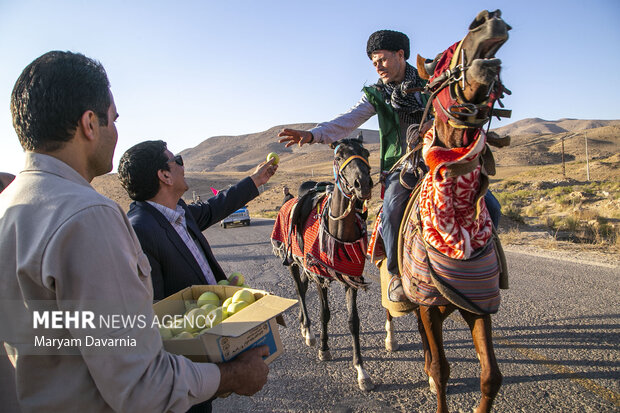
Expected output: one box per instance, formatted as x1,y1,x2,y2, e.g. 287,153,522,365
278,30,501,302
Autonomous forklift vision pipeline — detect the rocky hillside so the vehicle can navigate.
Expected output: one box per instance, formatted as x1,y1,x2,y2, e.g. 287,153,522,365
179,123,380,173
92,117,619,254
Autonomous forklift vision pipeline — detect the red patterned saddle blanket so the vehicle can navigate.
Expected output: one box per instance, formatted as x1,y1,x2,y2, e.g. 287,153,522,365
271,195,368,288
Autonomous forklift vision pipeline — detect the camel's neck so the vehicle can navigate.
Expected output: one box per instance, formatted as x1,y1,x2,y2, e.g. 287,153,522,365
326,188,361,243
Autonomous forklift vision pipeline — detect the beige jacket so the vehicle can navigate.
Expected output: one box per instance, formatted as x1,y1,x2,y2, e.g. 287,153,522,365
0,153,219,412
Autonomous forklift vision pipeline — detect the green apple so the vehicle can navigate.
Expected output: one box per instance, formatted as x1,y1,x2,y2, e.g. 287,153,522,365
200,303,217,314
174,331,194,339
206,307,224,327
197,291,221,308
217,279,230,285
185,308,209,332
184,300,198,312
227,272,245,286
227,301,249,315
170,319,186,336
158,326,173,340
220,305,229,320
266,152,279,165
232,289,255,304
222,297,233,308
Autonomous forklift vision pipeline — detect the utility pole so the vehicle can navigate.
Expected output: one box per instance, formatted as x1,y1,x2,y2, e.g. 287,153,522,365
561,135,566,178
584,132,590,181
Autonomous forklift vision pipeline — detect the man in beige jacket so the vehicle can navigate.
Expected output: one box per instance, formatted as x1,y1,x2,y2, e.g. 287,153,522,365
0,51,268,412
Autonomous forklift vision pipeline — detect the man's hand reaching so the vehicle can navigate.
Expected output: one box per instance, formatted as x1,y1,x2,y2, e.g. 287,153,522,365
250,159,278,188
277,128,313,148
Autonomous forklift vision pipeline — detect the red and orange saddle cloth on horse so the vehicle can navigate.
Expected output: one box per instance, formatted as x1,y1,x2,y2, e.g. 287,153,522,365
271,195,368,288
403,126,502,314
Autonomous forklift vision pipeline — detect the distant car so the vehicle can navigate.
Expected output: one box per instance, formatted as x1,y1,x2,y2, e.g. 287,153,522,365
221,206,250,228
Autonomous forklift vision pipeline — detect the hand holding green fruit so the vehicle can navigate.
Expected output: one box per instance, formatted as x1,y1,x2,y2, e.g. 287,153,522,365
266,152,279,165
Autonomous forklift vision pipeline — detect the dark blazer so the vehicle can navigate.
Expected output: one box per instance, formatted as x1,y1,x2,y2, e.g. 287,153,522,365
128,177,259,300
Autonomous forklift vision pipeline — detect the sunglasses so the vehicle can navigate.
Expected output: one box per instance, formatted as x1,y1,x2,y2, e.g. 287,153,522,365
167,155,184,166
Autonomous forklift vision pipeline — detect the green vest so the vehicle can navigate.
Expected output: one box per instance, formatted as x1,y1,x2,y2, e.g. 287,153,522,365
363,86,403,172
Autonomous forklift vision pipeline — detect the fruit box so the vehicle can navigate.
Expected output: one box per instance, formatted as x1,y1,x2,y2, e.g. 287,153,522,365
153,285,297,364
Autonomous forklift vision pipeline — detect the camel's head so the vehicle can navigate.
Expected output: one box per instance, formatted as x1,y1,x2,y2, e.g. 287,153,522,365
330,138,372,200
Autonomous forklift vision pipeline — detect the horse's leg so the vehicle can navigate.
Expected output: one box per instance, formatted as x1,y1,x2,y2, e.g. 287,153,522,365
459,310,502,413
346,285,374,391
316,281,331,361
385,309,399,351
412,306,433,389
419,305,452,413
289,264,315,346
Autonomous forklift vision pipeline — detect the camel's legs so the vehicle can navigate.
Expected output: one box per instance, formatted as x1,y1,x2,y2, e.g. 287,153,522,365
316,281,331,361
459,310,502,413
289,264,315,346
346,285,373,391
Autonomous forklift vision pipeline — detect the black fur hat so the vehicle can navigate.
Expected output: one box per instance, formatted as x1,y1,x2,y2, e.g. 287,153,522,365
366,30,410,60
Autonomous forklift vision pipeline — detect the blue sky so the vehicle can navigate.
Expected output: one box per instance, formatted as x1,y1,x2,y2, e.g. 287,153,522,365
1,0,619,175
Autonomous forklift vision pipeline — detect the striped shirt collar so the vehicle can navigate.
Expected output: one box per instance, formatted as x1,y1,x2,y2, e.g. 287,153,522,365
147,201,186,226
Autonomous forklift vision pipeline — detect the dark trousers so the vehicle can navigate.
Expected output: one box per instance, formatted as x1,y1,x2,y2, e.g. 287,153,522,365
188,399,212,413
381,171,501,276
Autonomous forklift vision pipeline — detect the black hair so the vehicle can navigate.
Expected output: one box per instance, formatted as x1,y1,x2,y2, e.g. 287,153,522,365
118,140,170,201
11,51,111,152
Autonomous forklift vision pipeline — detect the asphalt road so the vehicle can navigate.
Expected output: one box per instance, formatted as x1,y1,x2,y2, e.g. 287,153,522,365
1,218,617,412
209,218,620,413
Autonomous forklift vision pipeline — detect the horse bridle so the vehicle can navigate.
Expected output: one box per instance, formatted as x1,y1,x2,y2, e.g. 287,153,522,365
329,144,371,221
419,37,510,133
332,145,371,199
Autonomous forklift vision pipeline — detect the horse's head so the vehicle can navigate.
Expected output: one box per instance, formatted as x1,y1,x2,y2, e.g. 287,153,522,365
330,138,372,200
417,9,510,148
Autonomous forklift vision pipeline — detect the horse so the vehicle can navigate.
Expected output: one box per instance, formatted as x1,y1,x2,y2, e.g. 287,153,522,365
271,137,374,391
369,9,512,413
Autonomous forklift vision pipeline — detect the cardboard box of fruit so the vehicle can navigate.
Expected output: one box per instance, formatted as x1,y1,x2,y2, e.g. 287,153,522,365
153,284,297,364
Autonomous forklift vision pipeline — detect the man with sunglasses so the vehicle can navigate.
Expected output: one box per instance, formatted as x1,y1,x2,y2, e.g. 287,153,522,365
118,141,276,413
118,140,277,301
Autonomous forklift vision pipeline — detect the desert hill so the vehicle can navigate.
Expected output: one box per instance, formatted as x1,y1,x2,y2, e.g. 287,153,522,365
93,117,619,215
179,123,380,173
492,118,620,136
491,119,620,168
